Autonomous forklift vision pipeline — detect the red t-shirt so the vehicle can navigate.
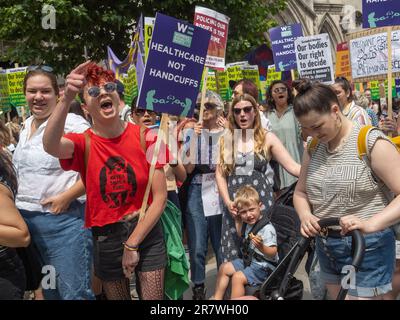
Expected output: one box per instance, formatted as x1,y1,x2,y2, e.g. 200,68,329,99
60,123,169,228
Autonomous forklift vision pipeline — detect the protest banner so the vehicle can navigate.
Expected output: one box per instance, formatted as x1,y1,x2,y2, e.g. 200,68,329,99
137,13,210,117
194,6,230,70
242,65,262,100
0,69,10,113
295,33,334,84
206,69,217,92
335,42,352,80
121,64,139,107
369,80,396,100
226,61,247,85
144,17,155,61
266,65,282,88
362,0,400,29
269,23,303,72
7,67,27,108
216,70,230,101
202,173,223,217
348,28,400,81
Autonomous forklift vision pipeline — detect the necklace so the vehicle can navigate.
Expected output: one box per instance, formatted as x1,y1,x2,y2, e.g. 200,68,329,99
327,124,353,154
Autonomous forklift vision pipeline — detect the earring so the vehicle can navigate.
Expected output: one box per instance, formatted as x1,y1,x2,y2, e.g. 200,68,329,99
335,114,342,129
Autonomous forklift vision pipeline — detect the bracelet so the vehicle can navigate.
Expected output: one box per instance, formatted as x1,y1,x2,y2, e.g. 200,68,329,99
123,242,139,251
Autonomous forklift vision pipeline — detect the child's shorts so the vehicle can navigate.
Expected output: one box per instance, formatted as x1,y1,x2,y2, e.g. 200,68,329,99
231,258,274,287
316,228,395,298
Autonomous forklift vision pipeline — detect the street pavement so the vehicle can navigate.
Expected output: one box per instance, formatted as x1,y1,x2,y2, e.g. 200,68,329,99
183,248,312,300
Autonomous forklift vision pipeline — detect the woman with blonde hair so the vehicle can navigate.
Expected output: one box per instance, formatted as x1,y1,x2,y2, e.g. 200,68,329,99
216,94,300,262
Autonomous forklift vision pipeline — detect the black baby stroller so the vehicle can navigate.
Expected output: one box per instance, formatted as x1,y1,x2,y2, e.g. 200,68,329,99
243,183,366,300
243,183,303,299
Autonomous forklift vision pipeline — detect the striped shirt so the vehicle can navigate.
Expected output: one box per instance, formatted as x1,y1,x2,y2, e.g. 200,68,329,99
306,124,392,221
344,101,371,126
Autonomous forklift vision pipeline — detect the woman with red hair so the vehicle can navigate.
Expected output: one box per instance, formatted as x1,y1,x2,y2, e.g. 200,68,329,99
43,62,168,300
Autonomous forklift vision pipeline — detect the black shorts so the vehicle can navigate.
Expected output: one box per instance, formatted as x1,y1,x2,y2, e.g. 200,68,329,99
92,218,166,281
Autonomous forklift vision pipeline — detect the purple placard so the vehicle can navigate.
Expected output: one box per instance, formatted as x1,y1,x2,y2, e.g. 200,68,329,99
137,13,211,117
269,23,303,72
362,0,400,28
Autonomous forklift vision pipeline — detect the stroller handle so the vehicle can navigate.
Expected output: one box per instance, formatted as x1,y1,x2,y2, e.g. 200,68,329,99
317,217,365,269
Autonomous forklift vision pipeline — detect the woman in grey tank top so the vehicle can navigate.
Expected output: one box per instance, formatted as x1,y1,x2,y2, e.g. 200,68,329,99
293,79,400,300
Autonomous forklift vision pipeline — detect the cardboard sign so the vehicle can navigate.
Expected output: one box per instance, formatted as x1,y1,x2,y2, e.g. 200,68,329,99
266,65,282,87
349,30,400,80
216,70,230,101
269,23,303,71
335,42,352,80
295,34,334,84
121,65,139,107
369,80,396,100
0,70,10,112
242,65,261,100
201,173,223,217
226,61,247,83
144,17,155,61
7,67,27,108
137,13,211,117
362,0,400,28
194,6,230,70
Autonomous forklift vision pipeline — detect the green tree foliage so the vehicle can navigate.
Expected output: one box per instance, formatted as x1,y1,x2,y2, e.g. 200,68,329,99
0,0,287,74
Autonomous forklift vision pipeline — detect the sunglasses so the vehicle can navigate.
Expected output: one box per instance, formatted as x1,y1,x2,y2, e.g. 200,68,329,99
87,82,117,98
27,65,54,73
233,106,253,115
134,108,156,116
195,103,217,110
272,87,287,94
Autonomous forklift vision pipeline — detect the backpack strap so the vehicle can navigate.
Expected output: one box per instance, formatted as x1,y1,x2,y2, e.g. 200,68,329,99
140,125,147,153
357,125,374,164
84,132,90,175
307,137,319,156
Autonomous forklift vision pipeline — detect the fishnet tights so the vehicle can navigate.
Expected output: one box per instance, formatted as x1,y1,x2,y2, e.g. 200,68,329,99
136,268,165,300
101,268,165,300
102,278,131,300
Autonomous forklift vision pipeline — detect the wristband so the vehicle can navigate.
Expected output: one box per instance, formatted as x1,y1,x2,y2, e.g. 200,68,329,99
123,242,139,251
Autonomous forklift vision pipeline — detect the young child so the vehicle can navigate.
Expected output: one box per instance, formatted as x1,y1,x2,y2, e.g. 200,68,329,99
213,185,278,300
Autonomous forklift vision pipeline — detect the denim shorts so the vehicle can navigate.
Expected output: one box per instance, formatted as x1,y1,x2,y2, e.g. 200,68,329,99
316,228,396,297
231,258,274,287
0,248,26,300
92,218,167,281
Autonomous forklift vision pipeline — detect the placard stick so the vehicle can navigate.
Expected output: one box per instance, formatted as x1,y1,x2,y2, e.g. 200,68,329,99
387,26,394,137
6,112,12,136
21,106,26,123
139,113,168,221
198,67,209,123
214,70,221,95
290,69,296,81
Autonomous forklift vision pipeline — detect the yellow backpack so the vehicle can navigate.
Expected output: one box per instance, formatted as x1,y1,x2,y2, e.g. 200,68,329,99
307,125,400,161
308,125,400,239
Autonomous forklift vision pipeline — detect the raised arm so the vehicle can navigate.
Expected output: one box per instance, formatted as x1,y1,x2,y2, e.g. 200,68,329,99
267,131,301,177
43,61,91,159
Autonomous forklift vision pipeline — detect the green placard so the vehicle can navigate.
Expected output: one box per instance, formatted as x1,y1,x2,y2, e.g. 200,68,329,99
0,70,10,112
122,65,138,107
369,80,395,101
7,67,27,108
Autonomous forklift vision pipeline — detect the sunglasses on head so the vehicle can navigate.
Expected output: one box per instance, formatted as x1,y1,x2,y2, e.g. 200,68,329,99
27,65,54,73
233,105,253,115
87,82,117,98
272,87,287,94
